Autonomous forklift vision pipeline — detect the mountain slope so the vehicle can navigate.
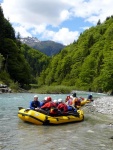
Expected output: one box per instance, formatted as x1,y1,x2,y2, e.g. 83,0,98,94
20,37,65,56
38,16,113,93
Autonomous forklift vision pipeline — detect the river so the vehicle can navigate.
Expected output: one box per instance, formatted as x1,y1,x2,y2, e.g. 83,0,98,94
0,92,113,150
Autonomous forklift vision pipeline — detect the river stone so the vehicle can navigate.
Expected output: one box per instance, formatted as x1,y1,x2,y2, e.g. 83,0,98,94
91,97,113,115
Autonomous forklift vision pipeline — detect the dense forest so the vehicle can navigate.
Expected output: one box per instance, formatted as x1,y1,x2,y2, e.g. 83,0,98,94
0,6,50,90
1,5,113,93
38,16,113,93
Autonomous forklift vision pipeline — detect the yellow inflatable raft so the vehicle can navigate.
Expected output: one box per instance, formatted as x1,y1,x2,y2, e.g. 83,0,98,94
81,99,91,106
18,107,84,125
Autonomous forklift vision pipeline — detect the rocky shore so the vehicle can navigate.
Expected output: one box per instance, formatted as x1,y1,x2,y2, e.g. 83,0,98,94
88,96,113,115
0,84,11,93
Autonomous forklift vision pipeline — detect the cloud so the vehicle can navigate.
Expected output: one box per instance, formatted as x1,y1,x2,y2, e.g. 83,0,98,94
70,0,113,24
14,26,32,37
41,28,79,45
1,0,113,45
2,0,70,26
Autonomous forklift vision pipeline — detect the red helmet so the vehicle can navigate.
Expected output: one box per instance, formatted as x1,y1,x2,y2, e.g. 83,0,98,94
46,96,52,102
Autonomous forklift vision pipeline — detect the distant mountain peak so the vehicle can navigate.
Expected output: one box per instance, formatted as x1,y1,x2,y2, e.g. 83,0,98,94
20,37,40,44
20,37,65,56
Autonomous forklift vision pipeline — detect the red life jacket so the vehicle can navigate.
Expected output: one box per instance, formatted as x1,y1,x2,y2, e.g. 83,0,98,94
41,101,55,109
41,102,58,115
57,103,68,112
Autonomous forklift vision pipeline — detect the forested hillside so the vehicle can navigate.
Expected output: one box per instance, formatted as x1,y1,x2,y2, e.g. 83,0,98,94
38,16,113,93
0,6,50,90
1,4,113,93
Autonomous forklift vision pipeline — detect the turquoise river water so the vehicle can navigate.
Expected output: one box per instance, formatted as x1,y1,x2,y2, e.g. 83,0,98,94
0,92,113,150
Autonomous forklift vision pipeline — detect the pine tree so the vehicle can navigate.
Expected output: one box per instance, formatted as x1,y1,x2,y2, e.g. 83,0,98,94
0,6,5,55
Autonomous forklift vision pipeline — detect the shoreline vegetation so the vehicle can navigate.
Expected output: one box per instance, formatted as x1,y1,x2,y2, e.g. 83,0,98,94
23,85,111,95
0,84,87,94
28,85,107,94
0,83,110,95
29,85,76,94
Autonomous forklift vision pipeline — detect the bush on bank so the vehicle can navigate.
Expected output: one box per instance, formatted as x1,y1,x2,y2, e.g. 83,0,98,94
29,85,77,94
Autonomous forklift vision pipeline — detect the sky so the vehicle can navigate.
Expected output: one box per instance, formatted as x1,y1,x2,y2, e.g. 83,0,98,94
0,0,113,45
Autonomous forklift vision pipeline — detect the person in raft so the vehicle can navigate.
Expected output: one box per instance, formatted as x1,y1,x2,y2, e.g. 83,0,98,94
72,93,81,109
65,95,73,105
57,98,68,113
29,95,41,110
41,96,58,115
40,97,47,107
53,99,58,107
87,94,93,102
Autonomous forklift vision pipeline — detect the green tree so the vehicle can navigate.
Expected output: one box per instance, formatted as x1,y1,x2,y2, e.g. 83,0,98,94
4,18,15,39
97,19,101,25
0,6,5,56
3,39,32,86
0,54,4,71
99,51,113,92
16,32,21,49
21,44,50,82
78,56,96,90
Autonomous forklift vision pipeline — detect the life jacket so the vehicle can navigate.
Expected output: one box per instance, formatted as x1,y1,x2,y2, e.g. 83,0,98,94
49,107,58,115
72,98,81,107
68,98,73,105
65,96,73,105
57,103,68,112
41,101,53,109
41,101,58,114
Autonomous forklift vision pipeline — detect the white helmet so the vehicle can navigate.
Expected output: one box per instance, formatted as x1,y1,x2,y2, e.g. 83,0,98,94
34,95,38,98
53,99,58,103
58,98,63,102
70,95,73,99
44,97,47,100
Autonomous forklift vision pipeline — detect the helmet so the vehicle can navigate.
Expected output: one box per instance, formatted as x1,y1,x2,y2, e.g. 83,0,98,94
34,95,38,98
88,94,92,99
53,99,58,103
58,98,63,103
72,93,76,97
46,96,52,102
70,95,73,99
44,97,47,100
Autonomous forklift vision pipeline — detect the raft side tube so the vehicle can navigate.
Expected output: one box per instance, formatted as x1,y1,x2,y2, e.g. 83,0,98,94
18,108,84,125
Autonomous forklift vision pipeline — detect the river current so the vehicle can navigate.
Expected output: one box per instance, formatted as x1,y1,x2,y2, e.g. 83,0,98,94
0,92,113,150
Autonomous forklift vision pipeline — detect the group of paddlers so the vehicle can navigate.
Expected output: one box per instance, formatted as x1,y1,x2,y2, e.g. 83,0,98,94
29,93,93,116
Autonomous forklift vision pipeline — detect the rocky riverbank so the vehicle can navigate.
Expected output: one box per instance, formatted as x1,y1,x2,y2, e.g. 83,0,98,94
87,96,113,115
0,84,11,93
